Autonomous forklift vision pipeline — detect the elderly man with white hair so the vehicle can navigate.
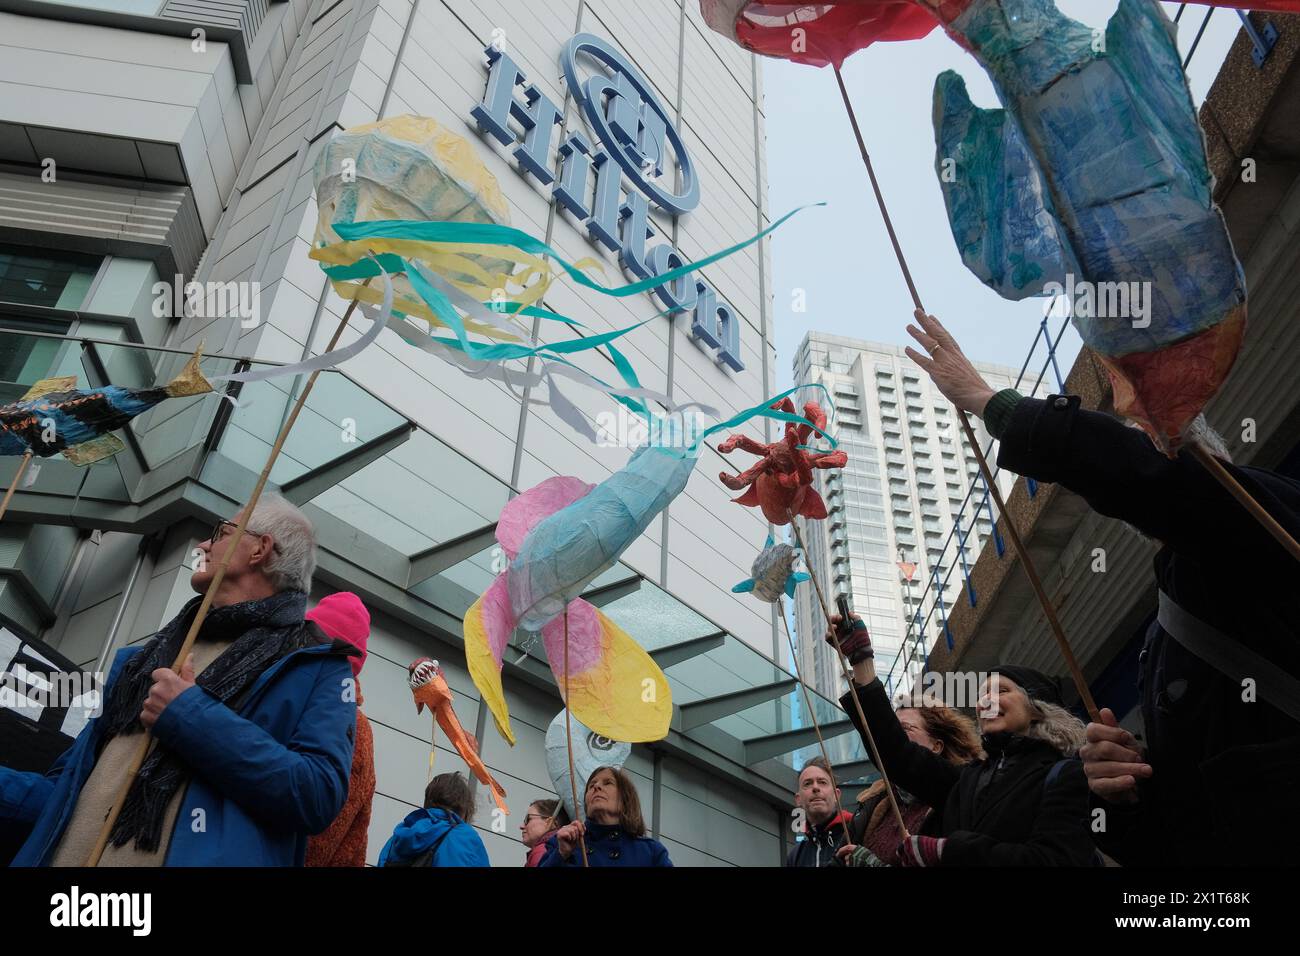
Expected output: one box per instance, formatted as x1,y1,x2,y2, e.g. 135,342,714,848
903,310,1300,867
1,494,360,866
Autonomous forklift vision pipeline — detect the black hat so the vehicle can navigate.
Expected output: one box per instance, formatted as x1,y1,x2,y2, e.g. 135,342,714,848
989,664,1063,707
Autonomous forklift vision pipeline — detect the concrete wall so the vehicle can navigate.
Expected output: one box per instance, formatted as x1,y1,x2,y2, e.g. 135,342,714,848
1,9,247,236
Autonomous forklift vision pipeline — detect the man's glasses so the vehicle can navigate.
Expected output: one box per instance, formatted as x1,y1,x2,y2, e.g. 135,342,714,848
208,519,279,553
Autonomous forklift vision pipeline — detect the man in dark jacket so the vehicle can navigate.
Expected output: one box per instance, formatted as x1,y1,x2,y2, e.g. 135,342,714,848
786,757,853,866
903,309,1300,866
0,494,359,866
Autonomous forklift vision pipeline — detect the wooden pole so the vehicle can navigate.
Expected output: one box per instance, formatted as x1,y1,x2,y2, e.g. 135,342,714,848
832,65,1098,720
0,451,33,523
427,719,437,786
562,606,590,867
832,65,922,310
787,509,911,840
85,289,370,866
1190,443,1300,564
959,412,1100,721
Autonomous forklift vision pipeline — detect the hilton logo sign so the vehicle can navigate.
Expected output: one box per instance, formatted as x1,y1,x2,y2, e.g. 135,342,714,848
471,33,745,372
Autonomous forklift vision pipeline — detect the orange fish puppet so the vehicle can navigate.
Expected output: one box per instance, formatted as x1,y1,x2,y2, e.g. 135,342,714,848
408,657,508,815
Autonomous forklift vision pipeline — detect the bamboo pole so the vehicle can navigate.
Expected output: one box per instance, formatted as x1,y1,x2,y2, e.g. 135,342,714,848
562,607,590,867
1190,443,1300,564
427,720,437,786
831,64,1098,720
0,451,33,523
958,413,1100,720
787,509,911,840
85,289,370,866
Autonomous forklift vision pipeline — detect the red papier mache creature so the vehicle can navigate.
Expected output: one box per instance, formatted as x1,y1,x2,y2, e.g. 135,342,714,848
718,398,847,525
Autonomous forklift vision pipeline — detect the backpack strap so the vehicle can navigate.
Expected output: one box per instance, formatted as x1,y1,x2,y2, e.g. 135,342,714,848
1158,590,1300,724
850,791,887,845
1043,759,1070,793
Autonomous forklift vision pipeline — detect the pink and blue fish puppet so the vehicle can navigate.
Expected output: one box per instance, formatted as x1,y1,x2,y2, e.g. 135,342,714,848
464,392,840,745
464,443,691,746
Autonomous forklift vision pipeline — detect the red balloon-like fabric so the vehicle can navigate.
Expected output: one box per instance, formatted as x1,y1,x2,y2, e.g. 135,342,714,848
701,1,1300,70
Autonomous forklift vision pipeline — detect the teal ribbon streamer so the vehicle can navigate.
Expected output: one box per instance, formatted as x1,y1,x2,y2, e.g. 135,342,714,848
697,383,838,452
328,202,825,298
320,203,835,448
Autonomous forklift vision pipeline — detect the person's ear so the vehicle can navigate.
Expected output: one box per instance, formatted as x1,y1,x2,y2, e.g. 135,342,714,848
250,533,274,567
932,739,945,755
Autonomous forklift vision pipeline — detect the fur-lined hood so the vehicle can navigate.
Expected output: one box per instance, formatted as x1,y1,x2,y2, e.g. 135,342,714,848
1021,698,1087,757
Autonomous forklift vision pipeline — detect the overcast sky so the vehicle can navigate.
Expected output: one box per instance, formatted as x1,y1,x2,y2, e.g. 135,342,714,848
764,1,1248,389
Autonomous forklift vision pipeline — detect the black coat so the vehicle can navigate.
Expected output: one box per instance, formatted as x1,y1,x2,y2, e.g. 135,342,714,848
997,395,1300,865
841,679,1097,866
785,810,851,867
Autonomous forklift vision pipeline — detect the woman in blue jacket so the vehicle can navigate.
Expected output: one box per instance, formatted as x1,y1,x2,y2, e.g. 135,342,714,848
378,772,489,867
540,766,672,867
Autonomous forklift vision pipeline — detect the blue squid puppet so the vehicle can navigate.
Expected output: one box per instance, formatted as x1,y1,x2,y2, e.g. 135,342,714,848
930,0,1247,448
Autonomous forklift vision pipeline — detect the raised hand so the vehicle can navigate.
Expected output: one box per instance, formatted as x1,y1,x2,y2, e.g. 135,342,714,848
824,613,873,663
904,310,997,417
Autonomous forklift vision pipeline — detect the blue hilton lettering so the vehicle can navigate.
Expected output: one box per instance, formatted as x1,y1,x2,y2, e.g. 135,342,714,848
470,35,744,373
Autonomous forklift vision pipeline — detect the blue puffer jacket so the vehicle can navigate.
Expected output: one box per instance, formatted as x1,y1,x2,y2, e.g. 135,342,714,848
377,807,489,867
539,821,673,867
1,604,357,867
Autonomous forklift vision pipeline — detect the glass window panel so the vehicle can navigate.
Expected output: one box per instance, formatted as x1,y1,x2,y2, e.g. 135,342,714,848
0,244,101,308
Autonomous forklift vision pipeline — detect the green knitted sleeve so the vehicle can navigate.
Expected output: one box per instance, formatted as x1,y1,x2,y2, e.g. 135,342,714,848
982,388,1024,439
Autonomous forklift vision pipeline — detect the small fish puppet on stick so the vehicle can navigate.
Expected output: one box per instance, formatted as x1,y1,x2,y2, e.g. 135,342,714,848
544,711,631,819
718,398,846,525
0,348,211,466
409,657,508,815
733,534,810,602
